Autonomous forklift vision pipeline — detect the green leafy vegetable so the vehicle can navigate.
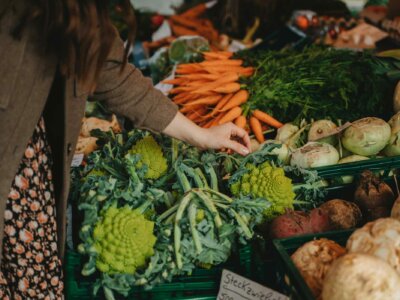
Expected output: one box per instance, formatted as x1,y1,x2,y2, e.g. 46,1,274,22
238,46,393,122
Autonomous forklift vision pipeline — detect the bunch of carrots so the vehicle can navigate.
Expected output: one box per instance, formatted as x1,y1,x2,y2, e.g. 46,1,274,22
163,51,283,144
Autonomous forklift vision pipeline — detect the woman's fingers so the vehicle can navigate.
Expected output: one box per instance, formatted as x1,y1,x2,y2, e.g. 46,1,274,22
225,139,250,156
229,123,251,151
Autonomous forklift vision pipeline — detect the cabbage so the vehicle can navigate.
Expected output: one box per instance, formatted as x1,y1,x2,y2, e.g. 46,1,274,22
341,117,390,156
290,142,339,169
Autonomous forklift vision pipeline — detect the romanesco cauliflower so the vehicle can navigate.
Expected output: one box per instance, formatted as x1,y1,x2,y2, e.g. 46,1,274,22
230,162,295,219
129,135,168,179
93,206,156,274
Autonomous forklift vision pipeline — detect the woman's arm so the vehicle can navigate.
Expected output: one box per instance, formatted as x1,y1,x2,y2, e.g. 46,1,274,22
91,33,250,155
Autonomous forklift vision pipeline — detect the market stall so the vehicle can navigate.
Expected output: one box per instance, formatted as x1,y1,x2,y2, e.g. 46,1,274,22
67,1,400,299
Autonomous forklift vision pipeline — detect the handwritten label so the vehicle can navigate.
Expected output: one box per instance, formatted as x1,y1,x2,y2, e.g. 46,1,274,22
71,153,84,167
308,121,352,142
218,270,288,300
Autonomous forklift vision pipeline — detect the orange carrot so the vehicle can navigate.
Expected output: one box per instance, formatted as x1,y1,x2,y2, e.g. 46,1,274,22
187,107,208,121
250,117,265,143
200,59,243,67
220,90,249,111
218,107,242,125
170,23,198,36
203,51,233,59
234,115,247,128
191,73,239,94
213,83,241,94
180,104,204,114
204,94,234,118
169,86,193,94
210,114,225,127
183,95,222,106
253,110,283,128
162,78,188,85
180,73,220,81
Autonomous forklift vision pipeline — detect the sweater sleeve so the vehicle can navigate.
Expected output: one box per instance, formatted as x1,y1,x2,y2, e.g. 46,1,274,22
90,35,178,133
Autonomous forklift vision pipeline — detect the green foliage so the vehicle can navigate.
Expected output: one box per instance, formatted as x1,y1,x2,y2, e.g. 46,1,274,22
238,46,394,122
93,206,156,275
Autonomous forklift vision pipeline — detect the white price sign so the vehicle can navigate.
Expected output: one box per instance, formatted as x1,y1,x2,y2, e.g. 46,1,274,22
218,270,288,300
71,153,84,167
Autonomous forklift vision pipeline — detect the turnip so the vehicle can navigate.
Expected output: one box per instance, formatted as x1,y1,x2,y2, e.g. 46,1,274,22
290,142,339,168
341,117,391,156
322,253,400,300
308,119,338,145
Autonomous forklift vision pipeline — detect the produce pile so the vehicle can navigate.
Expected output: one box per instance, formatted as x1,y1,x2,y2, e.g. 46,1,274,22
71,130,326,298
282,169,400,299
258,112,400,188
292,217,400,300
164,51,284,142
238,46,394,123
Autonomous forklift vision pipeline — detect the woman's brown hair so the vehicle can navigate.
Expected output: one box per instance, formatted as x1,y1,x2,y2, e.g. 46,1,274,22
8,0,136,91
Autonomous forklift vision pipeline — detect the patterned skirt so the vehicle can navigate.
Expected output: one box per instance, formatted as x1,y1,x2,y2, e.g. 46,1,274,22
0,118,64,299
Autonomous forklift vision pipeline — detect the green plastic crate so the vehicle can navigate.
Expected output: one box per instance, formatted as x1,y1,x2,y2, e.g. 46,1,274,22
66,245,253,300
314,156,400,182
272,230,354,300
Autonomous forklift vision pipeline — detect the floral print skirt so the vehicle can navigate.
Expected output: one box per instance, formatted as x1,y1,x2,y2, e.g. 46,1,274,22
0,117,64,299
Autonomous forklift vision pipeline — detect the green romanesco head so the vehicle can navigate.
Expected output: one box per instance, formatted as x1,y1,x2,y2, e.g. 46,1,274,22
93,206,156,275
230,161,295,219
129,135,168,179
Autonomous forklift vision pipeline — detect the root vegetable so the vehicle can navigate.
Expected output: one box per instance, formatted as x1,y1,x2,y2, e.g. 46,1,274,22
81,115,121,137
269,211,311,239
341,117,391,156
308,120,338,145
291,239,346,298
319,199,362,230
346,218,400,274
309,208,331,233
269,208,330,239
290,142,339,169
354,171,395,221
322,253,400,300
391,195,400,220
275,123,299,143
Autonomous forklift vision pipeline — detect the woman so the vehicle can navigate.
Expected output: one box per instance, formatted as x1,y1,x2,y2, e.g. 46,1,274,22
0,0,250,298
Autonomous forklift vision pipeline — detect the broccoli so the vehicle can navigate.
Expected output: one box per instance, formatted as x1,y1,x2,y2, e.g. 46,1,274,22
93,206,156,275
129,135,168,180
230,161,295,219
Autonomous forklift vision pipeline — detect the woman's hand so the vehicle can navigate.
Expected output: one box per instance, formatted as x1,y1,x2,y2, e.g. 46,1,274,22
163,112,251,156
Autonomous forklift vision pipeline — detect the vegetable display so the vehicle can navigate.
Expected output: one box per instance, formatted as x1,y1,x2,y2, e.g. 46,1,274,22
164,51,283,142
75,131,304,298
